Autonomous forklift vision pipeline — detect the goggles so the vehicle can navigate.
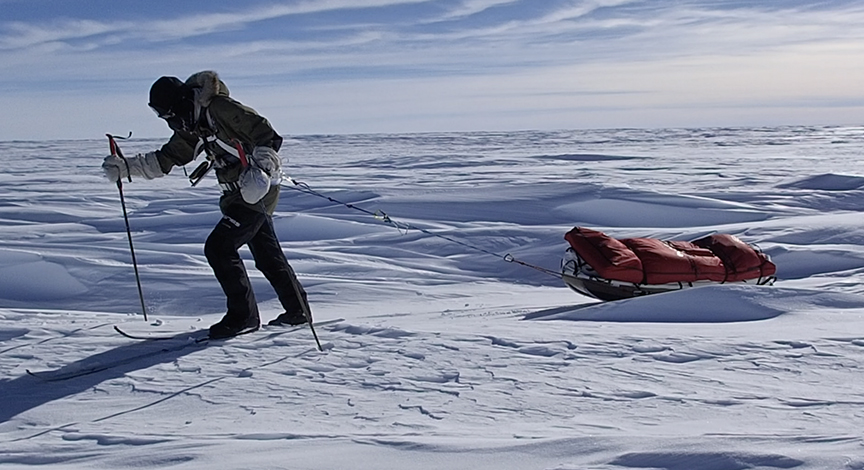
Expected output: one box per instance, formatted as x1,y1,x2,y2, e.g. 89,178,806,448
149,104,190,132
149,105,175,120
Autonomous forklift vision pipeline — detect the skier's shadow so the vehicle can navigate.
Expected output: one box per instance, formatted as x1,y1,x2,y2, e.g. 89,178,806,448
0,330,210,424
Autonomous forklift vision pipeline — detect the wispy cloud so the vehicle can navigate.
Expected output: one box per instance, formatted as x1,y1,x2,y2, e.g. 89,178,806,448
5,1,864,60
0,0,431,50
2,1,863,81
142,0,434,41
2,0,864,138
432,0,520,20
0,19,128,50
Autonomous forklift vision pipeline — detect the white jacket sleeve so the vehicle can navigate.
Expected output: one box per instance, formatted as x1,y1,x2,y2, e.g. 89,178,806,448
102,152,165,182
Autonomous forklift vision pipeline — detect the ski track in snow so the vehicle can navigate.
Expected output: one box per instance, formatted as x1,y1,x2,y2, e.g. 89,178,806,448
2,128,864,469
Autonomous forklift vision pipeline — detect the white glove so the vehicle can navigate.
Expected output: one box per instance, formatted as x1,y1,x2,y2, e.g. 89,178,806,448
250,146,283,184
239,166,271,204
102,152,164,182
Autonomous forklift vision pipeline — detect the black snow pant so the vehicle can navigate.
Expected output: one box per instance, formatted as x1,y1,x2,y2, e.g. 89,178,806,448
204,203,309,325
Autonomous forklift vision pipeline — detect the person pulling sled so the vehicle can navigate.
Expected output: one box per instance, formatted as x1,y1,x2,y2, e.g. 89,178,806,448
102,70,312,339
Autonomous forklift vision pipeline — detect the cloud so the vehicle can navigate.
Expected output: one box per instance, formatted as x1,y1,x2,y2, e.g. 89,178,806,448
0,0,432,49
2,0,864,138
432,0,521,20
0,19,127,50
5,1,864,65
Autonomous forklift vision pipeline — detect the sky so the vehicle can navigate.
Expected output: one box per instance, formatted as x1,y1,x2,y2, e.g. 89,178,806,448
1,0,864,140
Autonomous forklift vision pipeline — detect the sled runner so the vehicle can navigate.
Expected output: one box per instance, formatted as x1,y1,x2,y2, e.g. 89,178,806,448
562,227,777,301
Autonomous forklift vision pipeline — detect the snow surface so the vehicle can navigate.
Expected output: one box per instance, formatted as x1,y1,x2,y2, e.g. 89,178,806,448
1,127,864,469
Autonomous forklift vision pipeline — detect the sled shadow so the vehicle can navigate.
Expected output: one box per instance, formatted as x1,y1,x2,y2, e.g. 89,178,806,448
522,303,598,321
521,285,793,323
0,330,210,424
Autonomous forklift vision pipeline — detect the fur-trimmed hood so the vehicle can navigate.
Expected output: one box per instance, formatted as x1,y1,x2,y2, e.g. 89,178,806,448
185,70,230,108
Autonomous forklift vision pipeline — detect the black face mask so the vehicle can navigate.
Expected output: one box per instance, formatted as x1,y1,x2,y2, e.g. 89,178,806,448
150,96,195,132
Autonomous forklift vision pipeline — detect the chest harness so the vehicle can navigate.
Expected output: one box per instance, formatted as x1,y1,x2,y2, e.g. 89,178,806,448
187,109,249,193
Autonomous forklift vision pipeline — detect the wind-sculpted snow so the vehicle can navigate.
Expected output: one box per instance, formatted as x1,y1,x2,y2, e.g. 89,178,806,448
778,173,864,191
2,127,864,468
0,250,88,301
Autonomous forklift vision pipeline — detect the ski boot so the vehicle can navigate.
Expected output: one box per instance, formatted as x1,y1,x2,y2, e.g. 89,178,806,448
209,315,260,339
268,310,309,327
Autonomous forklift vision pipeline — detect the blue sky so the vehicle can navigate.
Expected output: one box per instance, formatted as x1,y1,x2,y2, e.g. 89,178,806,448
1,0,863,140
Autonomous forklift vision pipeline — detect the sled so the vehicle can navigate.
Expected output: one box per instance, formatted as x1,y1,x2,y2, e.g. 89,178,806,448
561,227,777,301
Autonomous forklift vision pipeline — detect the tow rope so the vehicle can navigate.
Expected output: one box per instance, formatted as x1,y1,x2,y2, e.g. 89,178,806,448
280,178,563,280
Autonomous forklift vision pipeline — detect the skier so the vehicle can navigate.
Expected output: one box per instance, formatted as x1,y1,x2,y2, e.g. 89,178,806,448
102,70,311,339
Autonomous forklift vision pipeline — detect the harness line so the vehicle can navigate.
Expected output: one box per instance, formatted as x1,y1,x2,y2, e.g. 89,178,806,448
280,178,563,280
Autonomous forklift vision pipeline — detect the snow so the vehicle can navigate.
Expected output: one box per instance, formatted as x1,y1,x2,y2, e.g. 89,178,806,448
2,127,864,469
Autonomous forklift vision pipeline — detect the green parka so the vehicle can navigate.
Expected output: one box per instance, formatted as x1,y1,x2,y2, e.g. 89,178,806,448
154,71,283,215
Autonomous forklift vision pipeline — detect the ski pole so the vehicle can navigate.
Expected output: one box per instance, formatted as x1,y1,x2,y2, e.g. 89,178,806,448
107,133,148,322
291,277,321,351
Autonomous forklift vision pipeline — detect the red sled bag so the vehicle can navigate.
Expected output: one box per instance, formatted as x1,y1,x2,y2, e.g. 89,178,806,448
620,238,728,284
565,227,776,285
564,227,643,283
692,234,776,281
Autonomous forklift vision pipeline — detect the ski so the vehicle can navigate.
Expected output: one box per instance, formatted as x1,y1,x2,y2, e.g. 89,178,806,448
113,325,246,342
113,325,207,341
113,317,344,342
